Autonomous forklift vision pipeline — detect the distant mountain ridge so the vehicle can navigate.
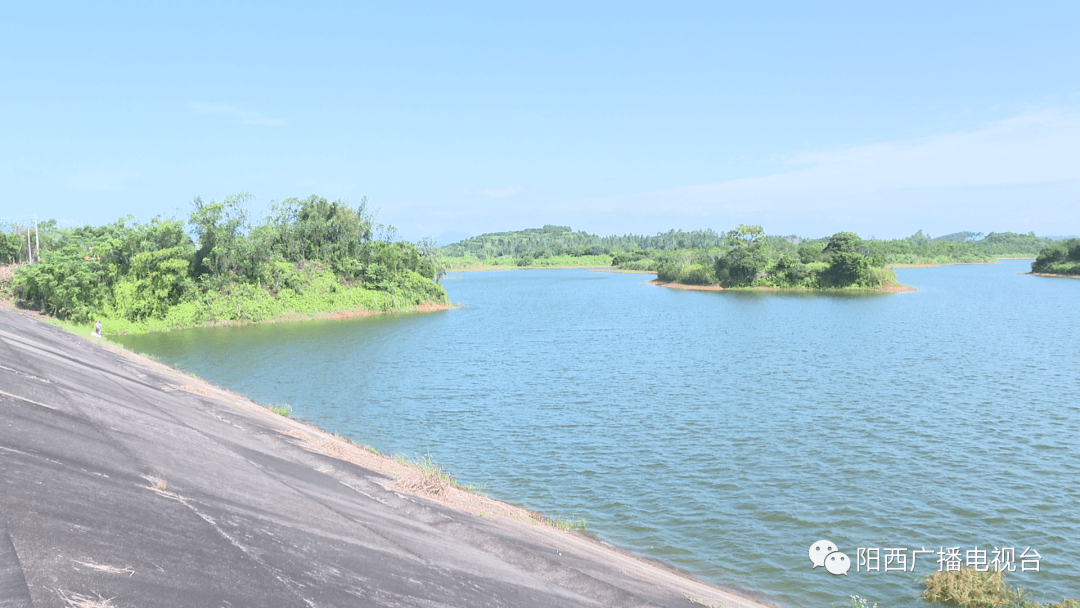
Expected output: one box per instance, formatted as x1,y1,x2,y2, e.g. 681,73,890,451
438,225,726,258
435,225,1060,259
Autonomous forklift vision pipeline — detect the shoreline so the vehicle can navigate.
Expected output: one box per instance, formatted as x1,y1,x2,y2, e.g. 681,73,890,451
192,300,454,329
443,264,613,272
0,262,453,336
0,295,453,336
587,268,656,274
887,256,1035,268
89,330,553,524
1030,272,1080,279
2,305,778,608
650,279,917,293
887,261,996,268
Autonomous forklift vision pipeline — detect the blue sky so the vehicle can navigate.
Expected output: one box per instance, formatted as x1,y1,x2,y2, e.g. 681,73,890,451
3,1,1078,242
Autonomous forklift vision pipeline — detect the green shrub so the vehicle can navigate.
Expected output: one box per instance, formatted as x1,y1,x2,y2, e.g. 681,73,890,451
922,569,1013,608
681,263,715,285
1032,239,1080,275
920,569,1078,608
617,259,656,271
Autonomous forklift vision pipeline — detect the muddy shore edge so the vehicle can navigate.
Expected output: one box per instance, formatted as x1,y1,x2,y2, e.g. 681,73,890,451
649,279,917,293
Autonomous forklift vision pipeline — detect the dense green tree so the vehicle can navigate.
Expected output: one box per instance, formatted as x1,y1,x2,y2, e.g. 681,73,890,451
439,226,726,260
797,242,825,264
978,232,1056,256
112,244,193,321
189,193,259,281
714,237,770,287
14,245,111,321
725,224,765,248
773,255,813,286
267,195,375,279
0,231,21,264
906,229,933,247
11,193,446,327
933,231,984,242
822,251,872,286
1031,238,1080,275
820,232,883,287
823,232,866,256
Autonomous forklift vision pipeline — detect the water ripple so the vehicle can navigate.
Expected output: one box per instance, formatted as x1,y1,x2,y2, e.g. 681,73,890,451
117,261,1080,607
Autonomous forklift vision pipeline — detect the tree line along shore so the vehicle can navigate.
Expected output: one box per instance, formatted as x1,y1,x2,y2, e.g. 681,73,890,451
1030,238,1080,277
3,203,1076,334
0,194,448,334
437,225,1074,290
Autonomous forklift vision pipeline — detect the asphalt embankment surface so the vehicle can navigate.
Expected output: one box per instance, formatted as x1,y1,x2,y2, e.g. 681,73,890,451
0,309,768,608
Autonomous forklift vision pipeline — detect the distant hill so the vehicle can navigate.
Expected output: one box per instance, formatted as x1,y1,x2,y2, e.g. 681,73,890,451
434,231,471,247
931,231,1077,244
434,225,1060,269
438,225,727,259
933,231,984,242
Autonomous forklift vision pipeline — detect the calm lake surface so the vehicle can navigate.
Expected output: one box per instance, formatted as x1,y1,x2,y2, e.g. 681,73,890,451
117,259,1080,607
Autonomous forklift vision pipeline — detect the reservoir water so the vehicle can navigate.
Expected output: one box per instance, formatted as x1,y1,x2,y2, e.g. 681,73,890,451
116,259,1080,607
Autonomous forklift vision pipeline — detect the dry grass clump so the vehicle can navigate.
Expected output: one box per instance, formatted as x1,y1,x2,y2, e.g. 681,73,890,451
269,403,292,416
395,453,454,496
921,569,1079,608
683,592,721,607
144,475,168,492
56,590,116,608
73,560,135,576
922,570,1013,608
542,516,587,531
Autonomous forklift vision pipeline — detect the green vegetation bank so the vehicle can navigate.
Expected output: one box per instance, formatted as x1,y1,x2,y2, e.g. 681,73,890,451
642,228,1057,290
651,226,901,290
435,225,1056,275
4,194,448,333
438,225,725,270
1031,238,1080,276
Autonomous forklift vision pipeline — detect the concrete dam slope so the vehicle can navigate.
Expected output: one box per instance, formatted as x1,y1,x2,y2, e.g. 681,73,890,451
0,310,765,608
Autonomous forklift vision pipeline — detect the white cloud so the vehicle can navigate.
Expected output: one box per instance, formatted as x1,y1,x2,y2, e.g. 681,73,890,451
187,101,286,126
779,108,1080,189
383,109,1080,239
596,108,1080,236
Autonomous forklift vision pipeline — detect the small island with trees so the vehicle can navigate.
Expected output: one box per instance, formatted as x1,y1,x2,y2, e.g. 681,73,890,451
1031,238,1080,277
651,225,904,291
435,224,1061,292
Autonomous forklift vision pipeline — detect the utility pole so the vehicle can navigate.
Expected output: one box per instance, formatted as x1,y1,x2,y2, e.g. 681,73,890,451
34,214,40,263
27,228,33,264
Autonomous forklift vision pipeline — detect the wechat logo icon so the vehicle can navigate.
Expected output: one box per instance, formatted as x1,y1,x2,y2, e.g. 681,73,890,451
810,540,851,575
